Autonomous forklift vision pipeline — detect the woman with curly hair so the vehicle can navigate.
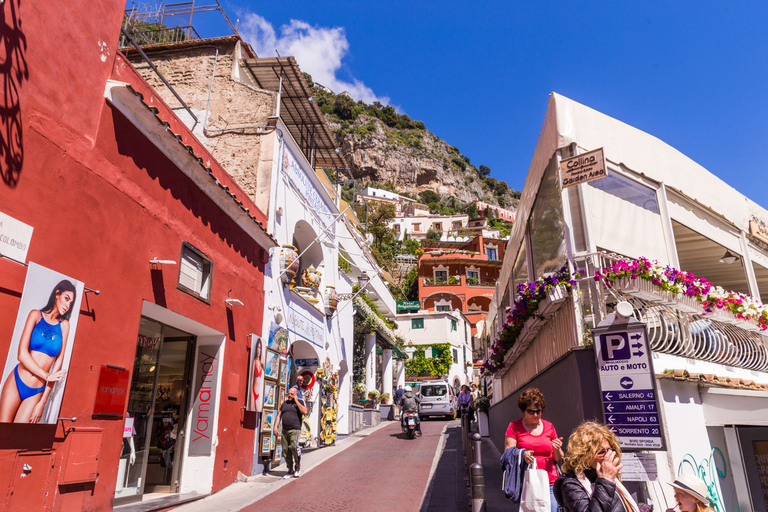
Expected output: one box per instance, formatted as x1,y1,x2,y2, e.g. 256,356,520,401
553,421,639,512
504,388,564,511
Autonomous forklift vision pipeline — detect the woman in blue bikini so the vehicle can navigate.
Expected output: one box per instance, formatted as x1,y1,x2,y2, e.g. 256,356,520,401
0,280,75,423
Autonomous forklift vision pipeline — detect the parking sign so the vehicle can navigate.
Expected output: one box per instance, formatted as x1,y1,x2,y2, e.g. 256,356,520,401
593,315,665,450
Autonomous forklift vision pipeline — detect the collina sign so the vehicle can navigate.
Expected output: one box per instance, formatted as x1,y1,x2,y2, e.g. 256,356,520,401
189,347,220,455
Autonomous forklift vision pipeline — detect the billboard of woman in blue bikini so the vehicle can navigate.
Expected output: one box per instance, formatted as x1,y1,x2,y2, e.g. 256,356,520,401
0,263,83,423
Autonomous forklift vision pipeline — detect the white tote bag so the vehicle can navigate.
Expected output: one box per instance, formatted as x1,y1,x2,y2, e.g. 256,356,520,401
520,457,550,512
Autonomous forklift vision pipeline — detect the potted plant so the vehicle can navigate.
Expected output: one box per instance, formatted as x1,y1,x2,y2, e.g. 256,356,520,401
367,390,380,407
381,392,391,404
353,383,367,404
475,395,491,437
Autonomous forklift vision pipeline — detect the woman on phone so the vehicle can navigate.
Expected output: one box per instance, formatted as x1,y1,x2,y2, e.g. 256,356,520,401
251,337,264,411
553,421,639,512
0,280,75,423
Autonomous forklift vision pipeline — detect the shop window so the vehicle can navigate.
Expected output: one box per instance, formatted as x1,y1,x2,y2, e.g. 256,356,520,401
412,318,424,329
178,242,213,302
451,319,457,331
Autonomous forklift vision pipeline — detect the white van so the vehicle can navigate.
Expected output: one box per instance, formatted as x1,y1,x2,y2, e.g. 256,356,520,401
418,380,455,419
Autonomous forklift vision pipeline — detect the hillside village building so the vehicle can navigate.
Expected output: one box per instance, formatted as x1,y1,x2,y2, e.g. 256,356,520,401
463,199,516,224
486,93,768,511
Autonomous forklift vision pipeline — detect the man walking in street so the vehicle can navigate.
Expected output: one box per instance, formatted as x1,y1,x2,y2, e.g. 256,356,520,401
291,374,305,402
273,386,308,478
394,384,405,419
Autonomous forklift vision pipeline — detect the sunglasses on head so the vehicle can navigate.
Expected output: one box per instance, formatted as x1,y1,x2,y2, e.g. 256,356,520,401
525,409,542,415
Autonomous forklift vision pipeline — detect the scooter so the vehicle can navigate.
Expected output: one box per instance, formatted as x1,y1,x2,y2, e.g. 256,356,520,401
402,411,419,439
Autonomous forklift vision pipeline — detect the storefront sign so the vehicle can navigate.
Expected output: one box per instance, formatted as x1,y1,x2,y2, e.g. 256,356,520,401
593,316,665,450
93,365,130,416
295,358,319,367
397,301,421,311
559,147,607,189
0,211,33,262
620,452,658,481
750,218,768,246
286,304,324,348
189,346,220,455
281,144,335,234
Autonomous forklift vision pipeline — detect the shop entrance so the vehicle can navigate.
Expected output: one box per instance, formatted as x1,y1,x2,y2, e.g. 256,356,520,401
114,317,196,505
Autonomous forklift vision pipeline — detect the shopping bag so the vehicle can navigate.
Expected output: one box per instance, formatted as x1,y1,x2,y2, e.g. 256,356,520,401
520,457,550,512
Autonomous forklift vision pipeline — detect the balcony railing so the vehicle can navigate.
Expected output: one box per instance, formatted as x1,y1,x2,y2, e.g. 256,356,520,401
423,275,462,286
119,25,201,49
466,277,497,287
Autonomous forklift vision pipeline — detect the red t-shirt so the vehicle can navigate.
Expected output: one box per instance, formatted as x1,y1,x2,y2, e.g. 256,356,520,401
505,418,559,485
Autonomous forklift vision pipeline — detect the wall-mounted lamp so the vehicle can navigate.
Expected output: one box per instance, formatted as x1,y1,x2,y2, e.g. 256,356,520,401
150,258,177,265
225,290,244,307
719,250,739,264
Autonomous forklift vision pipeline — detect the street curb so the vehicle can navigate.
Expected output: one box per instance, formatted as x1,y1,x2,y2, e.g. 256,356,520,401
170,420,395,511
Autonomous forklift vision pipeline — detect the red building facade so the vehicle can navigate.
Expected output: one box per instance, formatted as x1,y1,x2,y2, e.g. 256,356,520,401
0,1,274,509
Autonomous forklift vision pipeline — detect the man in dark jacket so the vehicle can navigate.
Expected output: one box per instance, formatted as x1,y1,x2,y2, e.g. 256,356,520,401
399,385,421,435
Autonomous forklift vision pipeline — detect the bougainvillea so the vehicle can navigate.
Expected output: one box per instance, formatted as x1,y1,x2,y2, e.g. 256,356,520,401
483,266,581,376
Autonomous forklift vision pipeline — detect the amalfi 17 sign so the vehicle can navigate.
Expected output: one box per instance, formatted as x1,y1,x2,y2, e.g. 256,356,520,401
559,147,606,189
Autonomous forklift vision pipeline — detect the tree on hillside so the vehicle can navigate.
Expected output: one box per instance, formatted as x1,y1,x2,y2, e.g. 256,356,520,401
425,229,442,241
334,95,356,120
419,190,440,204
401,267,420,301
479,165,491,177
355,202,396,253
467,203,479,219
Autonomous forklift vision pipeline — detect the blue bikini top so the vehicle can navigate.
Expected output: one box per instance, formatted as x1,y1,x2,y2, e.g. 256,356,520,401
29,315,63,357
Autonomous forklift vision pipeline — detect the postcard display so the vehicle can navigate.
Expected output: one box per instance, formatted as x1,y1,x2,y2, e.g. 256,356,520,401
258,325,291,466
317,358,339,447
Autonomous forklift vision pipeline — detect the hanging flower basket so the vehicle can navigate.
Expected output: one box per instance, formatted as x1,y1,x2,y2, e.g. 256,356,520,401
280,244,300,285
538,285,569,316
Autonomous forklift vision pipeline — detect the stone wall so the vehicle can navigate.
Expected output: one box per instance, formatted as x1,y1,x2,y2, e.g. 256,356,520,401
127,40,277,213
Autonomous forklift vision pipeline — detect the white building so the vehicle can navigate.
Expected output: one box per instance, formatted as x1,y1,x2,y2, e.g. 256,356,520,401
396,310,474,391
391,214,470,241
486,93,768,511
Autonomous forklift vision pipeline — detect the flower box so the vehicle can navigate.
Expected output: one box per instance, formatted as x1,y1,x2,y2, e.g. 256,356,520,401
538,285,569,316
734,318,760,332
616,278,663,302
706,309,736,325
671,294,700,314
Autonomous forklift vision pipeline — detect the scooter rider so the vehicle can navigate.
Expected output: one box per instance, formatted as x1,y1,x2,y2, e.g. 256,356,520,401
400,385,421,435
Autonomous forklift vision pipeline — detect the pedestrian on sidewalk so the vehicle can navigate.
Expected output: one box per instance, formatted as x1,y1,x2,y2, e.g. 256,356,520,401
291,374,305,402
504,388,564,511
394,385,405,419
553,421,639,512
665,474,714,512
457,385,474,422
274,386,308,478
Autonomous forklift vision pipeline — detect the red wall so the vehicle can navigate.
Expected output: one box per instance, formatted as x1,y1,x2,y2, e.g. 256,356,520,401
0,0,268,508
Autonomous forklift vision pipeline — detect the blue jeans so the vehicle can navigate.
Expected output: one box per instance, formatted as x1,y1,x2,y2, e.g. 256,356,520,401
511,485,560,512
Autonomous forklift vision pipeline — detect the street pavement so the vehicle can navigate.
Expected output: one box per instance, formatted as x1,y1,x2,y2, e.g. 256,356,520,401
171,417,471,512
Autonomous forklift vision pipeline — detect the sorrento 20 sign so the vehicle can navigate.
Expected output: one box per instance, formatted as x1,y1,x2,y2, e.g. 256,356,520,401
559,148,607,189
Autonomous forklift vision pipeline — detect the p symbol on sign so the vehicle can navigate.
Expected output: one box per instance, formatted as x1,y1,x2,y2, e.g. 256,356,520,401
600,333,630,361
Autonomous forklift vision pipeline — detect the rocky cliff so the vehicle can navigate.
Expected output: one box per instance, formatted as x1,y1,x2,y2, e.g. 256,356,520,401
314,88,519,208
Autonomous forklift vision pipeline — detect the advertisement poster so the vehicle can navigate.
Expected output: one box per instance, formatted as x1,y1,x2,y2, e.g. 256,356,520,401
0,262,84,424
267,321,289,356
247,335,266,412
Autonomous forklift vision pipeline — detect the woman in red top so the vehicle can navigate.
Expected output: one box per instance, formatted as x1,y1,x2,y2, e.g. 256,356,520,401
505,388,564,511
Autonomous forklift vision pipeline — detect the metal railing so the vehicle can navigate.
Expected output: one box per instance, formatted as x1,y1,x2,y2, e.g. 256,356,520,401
423,275,462,286
575,251,768,372
119,25,201,48
466,277,497,287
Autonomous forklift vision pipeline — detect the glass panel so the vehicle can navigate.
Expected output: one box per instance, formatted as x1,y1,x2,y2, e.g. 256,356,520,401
421,385,447,397
512,242,529,301
566,184,588,253
530,158,567,278
752,261,768,303
116,317,163,500
588,171,659,213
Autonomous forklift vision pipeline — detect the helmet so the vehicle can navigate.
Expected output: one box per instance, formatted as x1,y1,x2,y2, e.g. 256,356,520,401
404,385,412,392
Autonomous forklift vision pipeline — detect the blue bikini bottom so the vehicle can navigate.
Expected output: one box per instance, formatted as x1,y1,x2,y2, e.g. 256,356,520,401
14,365,45,401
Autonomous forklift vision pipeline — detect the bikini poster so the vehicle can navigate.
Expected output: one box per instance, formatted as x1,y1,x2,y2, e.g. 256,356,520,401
247,335,266,412
0,262,84,424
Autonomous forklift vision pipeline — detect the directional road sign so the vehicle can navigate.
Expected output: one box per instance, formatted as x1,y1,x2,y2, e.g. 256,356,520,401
594,315,665,450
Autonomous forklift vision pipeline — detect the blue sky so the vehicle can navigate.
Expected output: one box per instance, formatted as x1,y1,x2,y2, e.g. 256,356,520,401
190,1,768,208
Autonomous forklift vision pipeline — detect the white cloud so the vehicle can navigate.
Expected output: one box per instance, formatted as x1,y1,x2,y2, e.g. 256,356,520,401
239,13,389,105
